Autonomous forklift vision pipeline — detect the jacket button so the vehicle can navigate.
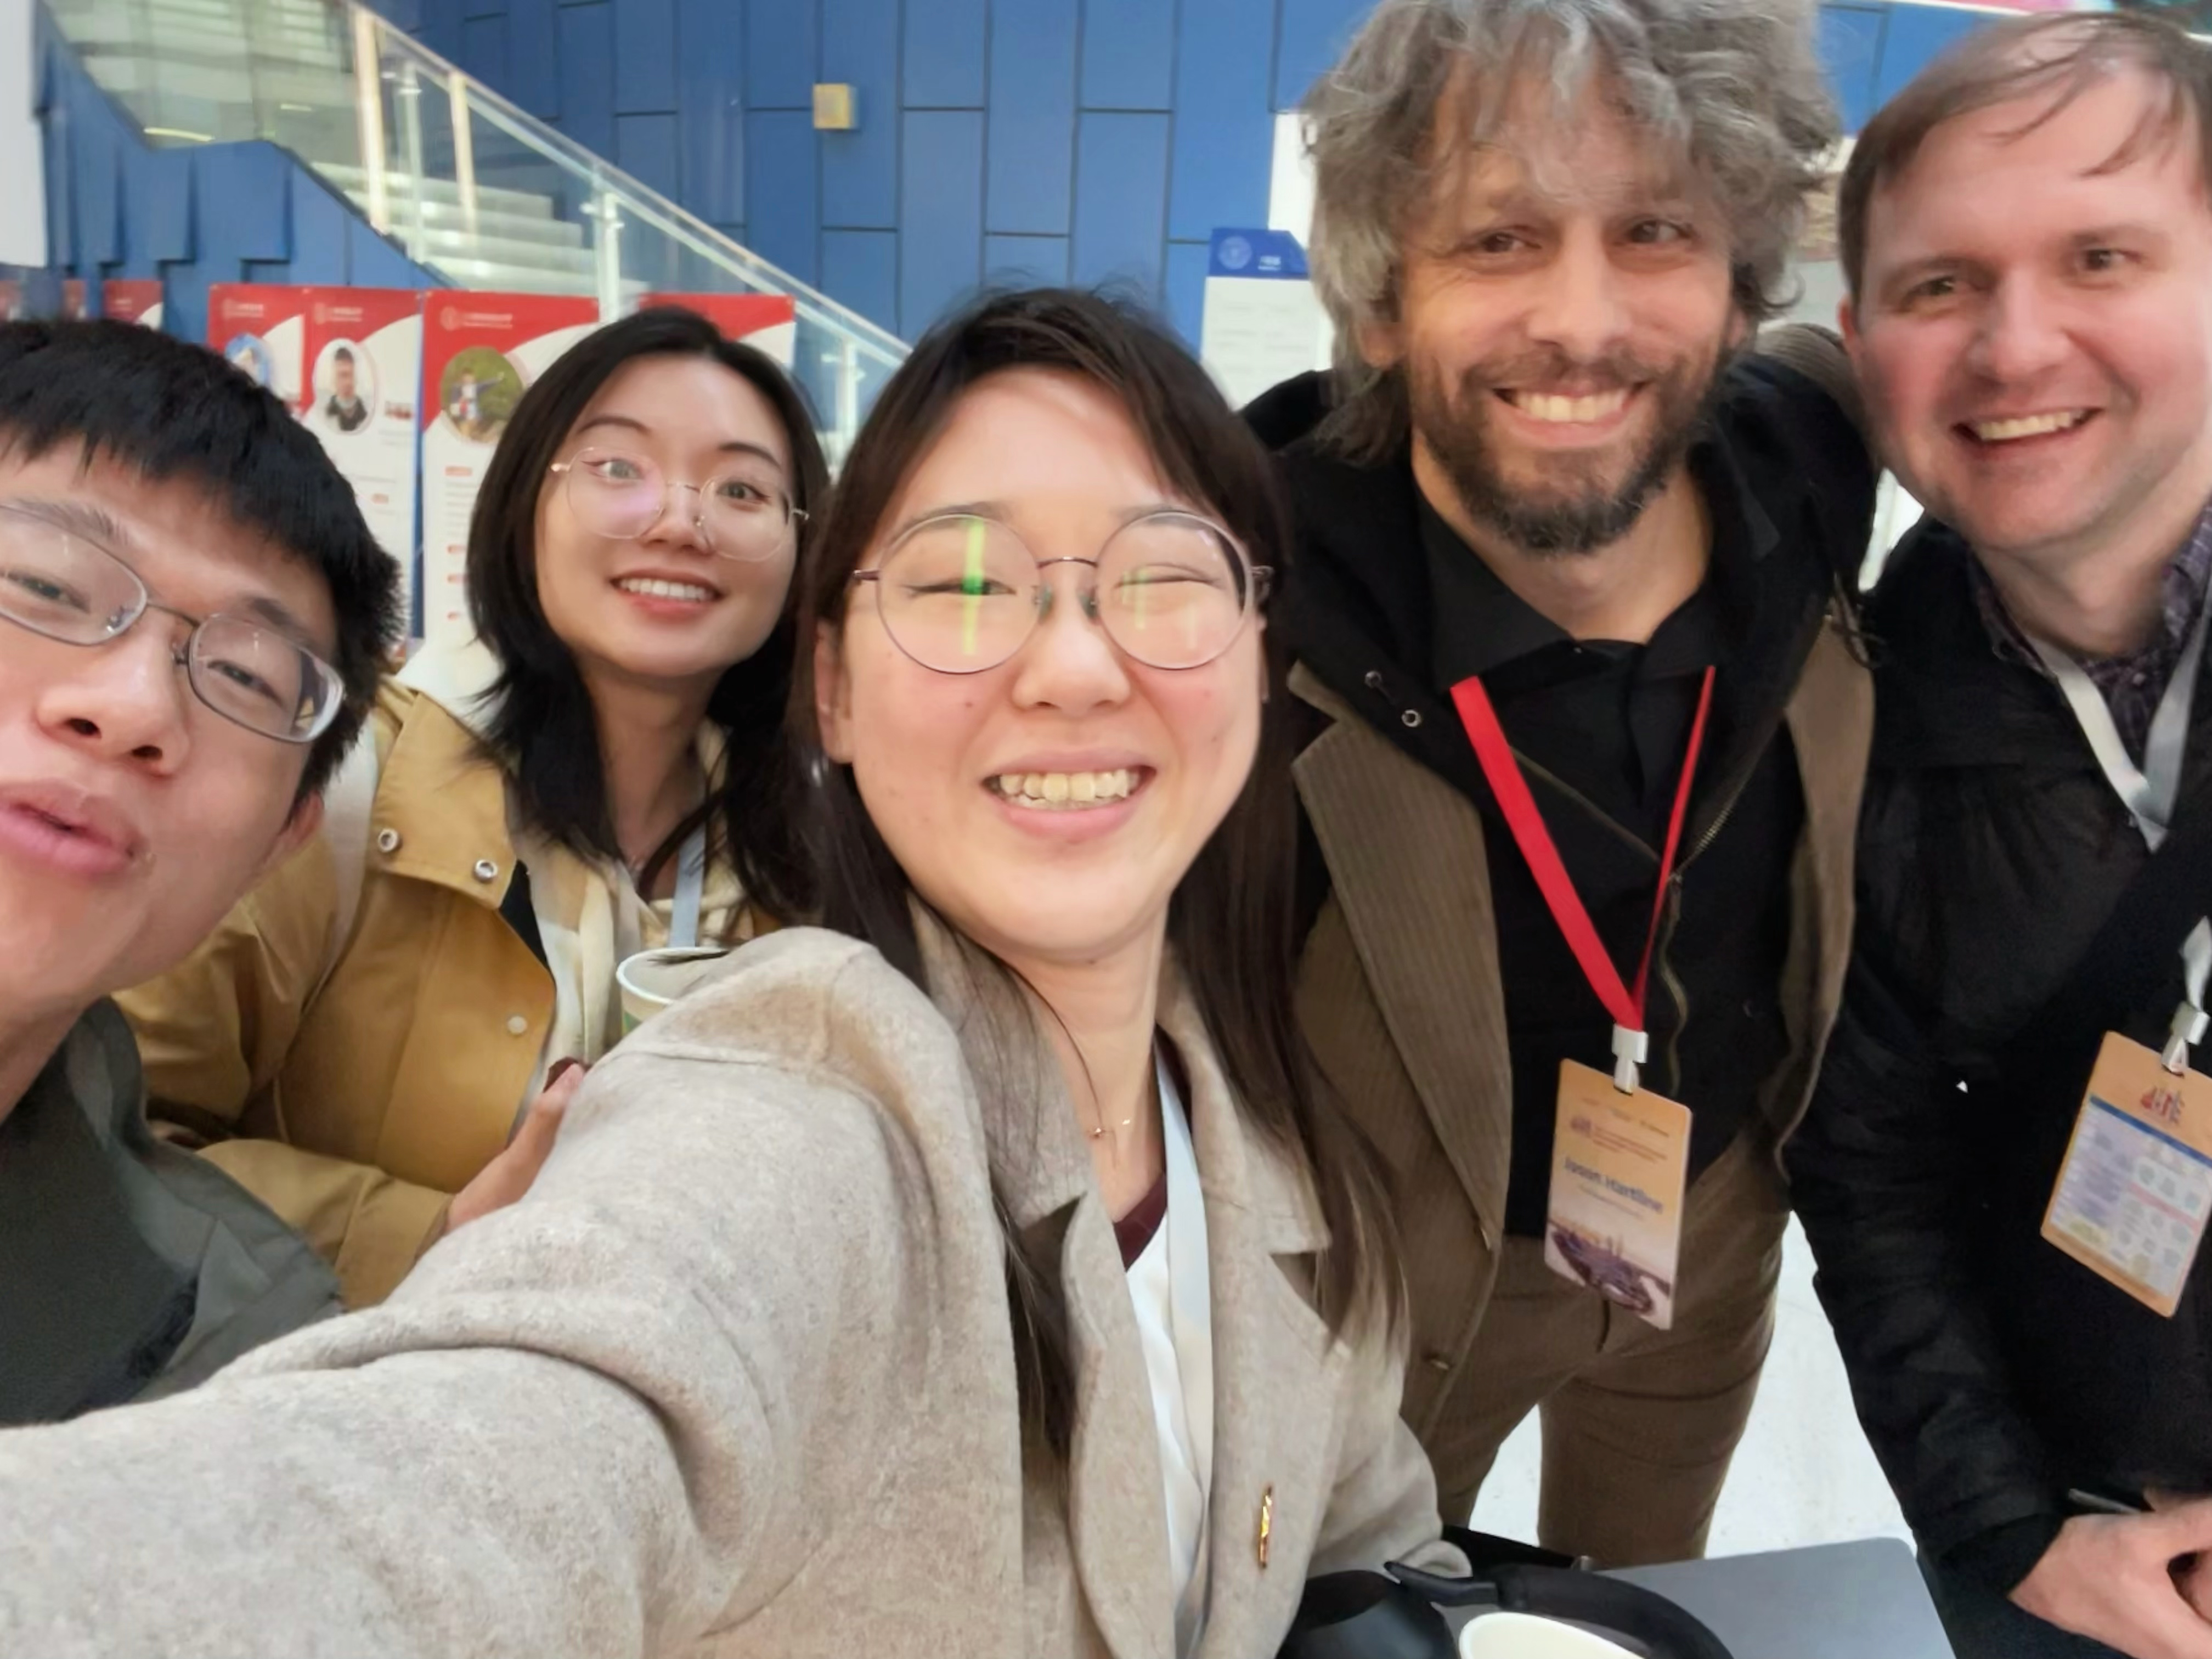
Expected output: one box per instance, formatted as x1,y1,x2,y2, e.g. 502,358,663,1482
506,1015,528,1036
473,859,500,883
1401,709,1424,729
374,827,401,855
1424,1351,1452,1374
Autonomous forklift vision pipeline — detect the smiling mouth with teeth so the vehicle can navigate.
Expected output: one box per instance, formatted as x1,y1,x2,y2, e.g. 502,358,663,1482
616,576,720,603
1966,410,2092,444
989,769,1144,810
1502,388,1633,425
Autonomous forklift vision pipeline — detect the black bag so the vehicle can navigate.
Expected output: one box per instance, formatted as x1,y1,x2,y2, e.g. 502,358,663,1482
1278,1527,1734,1659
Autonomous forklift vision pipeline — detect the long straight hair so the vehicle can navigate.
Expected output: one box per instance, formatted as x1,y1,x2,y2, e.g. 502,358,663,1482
465,307,827,922
793,289,1404,1457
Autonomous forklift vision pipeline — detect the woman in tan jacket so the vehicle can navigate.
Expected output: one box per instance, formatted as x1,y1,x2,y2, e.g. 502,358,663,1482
0,291,1460,1656
117,306,827,1305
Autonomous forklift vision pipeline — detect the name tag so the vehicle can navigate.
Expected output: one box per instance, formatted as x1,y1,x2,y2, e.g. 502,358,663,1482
2042,1032,2212,1318
1545,1060,1692,1329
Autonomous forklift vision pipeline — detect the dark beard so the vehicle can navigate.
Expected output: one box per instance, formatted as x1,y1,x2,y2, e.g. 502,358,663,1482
1410,348,1724,556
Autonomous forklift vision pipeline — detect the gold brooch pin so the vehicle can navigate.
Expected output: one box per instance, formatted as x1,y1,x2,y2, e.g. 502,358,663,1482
1256,1486,1274,1569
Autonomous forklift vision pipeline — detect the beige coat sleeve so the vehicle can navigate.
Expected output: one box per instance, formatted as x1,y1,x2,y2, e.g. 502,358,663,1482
1312,1336,1471,1581
116,831,450,1307
0,945,936,1659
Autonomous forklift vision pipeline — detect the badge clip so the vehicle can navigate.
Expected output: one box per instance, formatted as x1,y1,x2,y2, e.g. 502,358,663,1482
2166,921,2212,1076
1611,1024,1649,1096
2165,1001,2209,1077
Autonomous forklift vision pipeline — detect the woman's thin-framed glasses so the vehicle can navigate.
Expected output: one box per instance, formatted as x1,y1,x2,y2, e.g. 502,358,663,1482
848,510,1272,675
0,503,345,744
549,447,805,563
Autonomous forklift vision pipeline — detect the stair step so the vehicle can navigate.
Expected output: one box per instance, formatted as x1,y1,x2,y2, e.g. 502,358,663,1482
381,222,597,276
345,194,586,250
322,163,557,220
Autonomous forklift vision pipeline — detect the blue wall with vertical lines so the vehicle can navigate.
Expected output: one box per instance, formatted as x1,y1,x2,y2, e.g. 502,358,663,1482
376,0,2014,345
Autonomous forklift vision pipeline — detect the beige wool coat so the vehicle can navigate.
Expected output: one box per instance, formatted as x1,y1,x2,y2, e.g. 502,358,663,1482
0,925,1457,1658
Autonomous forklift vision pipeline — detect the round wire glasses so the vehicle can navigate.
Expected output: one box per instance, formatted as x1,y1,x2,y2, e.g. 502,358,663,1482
549,447,804,563
849,510,1272,675
0,504,343,744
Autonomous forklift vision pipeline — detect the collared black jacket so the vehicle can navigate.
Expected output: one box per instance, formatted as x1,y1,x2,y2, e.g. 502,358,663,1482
1789,517,2212,1590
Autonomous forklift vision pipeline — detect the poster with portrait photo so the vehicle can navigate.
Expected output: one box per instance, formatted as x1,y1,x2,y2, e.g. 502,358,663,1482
419,293,598,646
207,285,307,405
304,289,425,635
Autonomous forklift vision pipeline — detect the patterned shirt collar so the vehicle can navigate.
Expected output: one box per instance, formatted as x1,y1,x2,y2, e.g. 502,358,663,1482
1973,493,2212,761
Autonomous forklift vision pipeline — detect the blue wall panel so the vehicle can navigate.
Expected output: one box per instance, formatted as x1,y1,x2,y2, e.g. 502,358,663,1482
904,0,985,108
986,0,1076,236
899,109,984,335
1818,4,1887,136
348,217,440,291
676,0,744,223
142,148,194,264
618,111,681,199
71,118,117,267
1171,0,1275,243
821,0,900,229
196,146,291,261
1080,0,1173,112
747,0,817,109
419,1,466,67
466,0,506,19
984,232,1068,289
1164,239,1209,349
1874,3,1989,105
286,180,354,285
381,0,424,35
613,0,678,113
1274,0,1368,112
557,3,617,158
461,15,510,91
823,227,900,332
505,0,561,117
1073,111,1169,302
746,108,820,283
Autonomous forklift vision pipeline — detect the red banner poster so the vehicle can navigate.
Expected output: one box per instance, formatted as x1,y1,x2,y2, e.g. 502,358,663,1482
60,279,87,320
101,278,165,330
420,293,600,646
0,279,20,322
305,289,426,628
642,292,797,368
206,284,311,407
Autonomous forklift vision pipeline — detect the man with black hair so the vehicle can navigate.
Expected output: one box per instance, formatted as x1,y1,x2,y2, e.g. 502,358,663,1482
324,346,369,433
0,318,399,1424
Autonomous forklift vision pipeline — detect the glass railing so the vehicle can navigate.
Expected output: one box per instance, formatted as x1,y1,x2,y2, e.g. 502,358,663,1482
41,0,907,459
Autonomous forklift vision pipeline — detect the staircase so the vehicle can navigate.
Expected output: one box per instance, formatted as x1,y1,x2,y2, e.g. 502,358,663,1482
40,0,906,449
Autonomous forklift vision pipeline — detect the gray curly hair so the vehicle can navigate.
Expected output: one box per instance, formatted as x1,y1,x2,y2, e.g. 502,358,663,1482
1306,0,1838,458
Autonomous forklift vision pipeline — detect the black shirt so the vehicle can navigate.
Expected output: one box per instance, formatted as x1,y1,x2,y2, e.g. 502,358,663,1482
1418,449,1805,1235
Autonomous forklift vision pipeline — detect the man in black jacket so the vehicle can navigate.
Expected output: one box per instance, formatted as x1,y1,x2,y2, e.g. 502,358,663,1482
1255,0,1876,1564
1792,15,2212,1659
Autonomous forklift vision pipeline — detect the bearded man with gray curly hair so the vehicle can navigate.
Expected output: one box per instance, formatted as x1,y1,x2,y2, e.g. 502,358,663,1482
1248,0,1877,1566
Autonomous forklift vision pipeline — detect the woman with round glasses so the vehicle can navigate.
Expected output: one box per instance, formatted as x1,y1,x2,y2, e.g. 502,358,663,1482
118,306,826,1308
0,290,1460,1657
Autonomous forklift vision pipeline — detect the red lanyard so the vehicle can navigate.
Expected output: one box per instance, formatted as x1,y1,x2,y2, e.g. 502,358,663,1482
1449,665,1716,1090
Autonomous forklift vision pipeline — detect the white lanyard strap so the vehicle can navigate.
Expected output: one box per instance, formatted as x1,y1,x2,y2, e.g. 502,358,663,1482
2027,600,2211,853
669,825,708,950
2164,919,2212,1075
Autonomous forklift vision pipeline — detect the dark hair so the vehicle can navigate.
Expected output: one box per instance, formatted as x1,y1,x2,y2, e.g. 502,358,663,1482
332,347,355,365
465,306,826,922
0,318,400,797
794,288,1404,1457
1840,11,2212,299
